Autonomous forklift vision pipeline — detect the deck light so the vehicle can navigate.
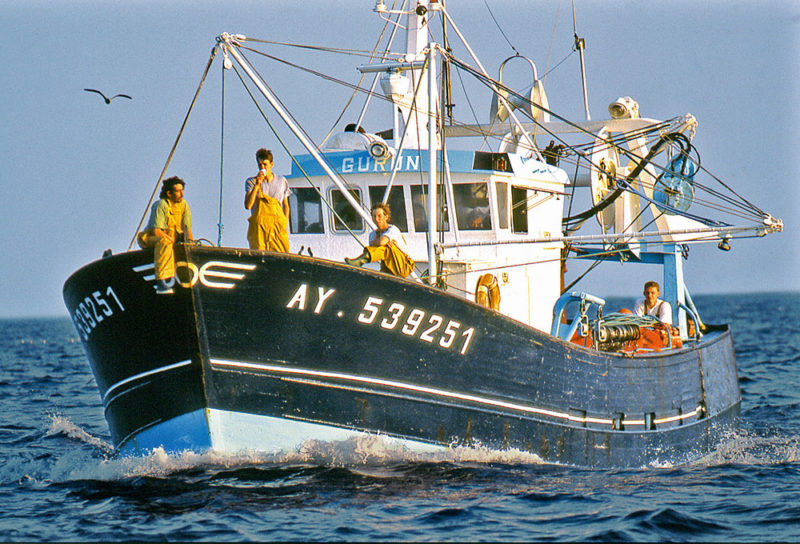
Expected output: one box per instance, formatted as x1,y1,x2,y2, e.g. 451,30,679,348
608,96,639,119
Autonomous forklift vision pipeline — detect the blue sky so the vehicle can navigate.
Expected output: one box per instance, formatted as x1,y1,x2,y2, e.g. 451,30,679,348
1,0,797,318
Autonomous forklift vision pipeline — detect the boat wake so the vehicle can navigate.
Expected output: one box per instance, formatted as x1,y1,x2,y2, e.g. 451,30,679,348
44,418,547,481
90,436,546,481
699,428,800,466
45,414,799,483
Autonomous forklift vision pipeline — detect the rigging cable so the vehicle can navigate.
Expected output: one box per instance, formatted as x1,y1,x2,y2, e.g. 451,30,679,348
562,255,604,294
129,46,218,251
217,59,226,247
355,0,407,131
541,50,576,80
236,38,770,235
244,38,389,60
564,150,581,221
381,56,433,204
534,0,562,145
448,55,768,222
325,0,404,147
243,37,767,225
545,0,562,82
483,0,520,56
453,57,488,150
228,60,367,247
470,100,755,225
560,131,767,222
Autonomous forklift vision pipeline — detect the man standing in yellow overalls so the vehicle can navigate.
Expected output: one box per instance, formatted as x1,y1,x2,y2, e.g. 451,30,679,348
244,148,291,252
137,176,193,294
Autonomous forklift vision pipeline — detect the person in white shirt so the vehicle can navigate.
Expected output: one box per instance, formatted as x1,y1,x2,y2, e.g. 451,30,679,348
244,148,291,252
345,203,414,277
633,280,672,324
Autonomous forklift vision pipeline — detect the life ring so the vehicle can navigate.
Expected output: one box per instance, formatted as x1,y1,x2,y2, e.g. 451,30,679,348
475,273,501,311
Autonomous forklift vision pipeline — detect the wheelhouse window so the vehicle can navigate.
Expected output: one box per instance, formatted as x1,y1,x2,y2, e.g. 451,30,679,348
289,187,324,234
369,185,408,232
473,151,513,173
511,186,529,233
410,184,450,232
453,182,491,231
331,188,364,232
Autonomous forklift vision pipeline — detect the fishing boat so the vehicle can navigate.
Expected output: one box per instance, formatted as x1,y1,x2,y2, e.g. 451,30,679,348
63,1,782,467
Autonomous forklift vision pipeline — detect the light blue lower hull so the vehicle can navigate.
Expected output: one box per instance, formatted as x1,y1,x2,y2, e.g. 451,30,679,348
118,408,444,457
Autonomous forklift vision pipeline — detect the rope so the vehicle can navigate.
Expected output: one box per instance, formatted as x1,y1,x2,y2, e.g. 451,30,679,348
217,60,226,247
599,312,661,328
562,256,603,294
482,0,519,55
541,49,576,80
128,47,218,250
425,245,636,287
544,0,561,82
243,38,391,60
453,58,487,150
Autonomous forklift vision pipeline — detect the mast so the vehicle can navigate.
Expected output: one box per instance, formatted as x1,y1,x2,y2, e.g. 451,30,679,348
398,1,432,149
440,0,454,123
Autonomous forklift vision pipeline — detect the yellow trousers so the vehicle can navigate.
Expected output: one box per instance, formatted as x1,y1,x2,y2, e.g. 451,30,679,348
137,230,177,280
247,196,289,252
366,243,414,278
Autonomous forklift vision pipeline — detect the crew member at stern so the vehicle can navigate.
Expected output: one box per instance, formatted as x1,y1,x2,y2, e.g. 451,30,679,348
244,148,291,252
634,280,673,325
345,203,414,278
137,176,193,294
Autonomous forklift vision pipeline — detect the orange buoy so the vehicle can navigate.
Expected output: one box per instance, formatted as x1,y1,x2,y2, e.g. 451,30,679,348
475,273,501,311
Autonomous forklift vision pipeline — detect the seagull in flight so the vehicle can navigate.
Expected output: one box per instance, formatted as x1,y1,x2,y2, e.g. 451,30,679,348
83,88,132,104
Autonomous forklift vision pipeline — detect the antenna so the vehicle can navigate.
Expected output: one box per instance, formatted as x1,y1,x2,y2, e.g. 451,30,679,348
572,0,591,120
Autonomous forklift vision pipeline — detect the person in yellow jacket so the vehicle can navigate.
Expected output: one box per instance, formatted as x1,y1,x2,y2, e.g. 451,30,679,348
245,148,291,252
137,176,193,294
345,203,414,278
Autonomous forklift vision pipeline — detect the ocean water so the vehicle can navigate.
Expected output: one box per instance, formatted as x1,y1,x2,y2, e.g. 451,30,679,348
1,292,798,542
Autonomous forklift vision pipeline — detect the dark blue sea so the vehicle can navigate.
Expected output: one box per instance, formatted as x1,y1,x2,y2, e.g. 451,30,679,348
2,292,798,542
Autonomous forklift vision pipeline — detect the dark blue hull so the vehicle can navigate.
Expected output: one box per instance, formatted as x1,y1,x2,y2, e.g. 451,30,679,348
63,246,741,467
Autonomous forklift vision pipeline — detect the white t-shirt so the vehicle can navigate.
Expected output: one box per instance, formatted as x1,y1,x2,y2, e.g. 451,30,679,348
369,224,408,254
634,298,672,325
245,173,291,202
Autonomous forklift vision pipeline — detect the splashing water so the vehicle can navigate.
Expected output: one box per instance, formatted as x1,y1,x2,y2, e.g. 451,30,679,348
43,411,800,484
46,413,113,455
46,416,546,482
